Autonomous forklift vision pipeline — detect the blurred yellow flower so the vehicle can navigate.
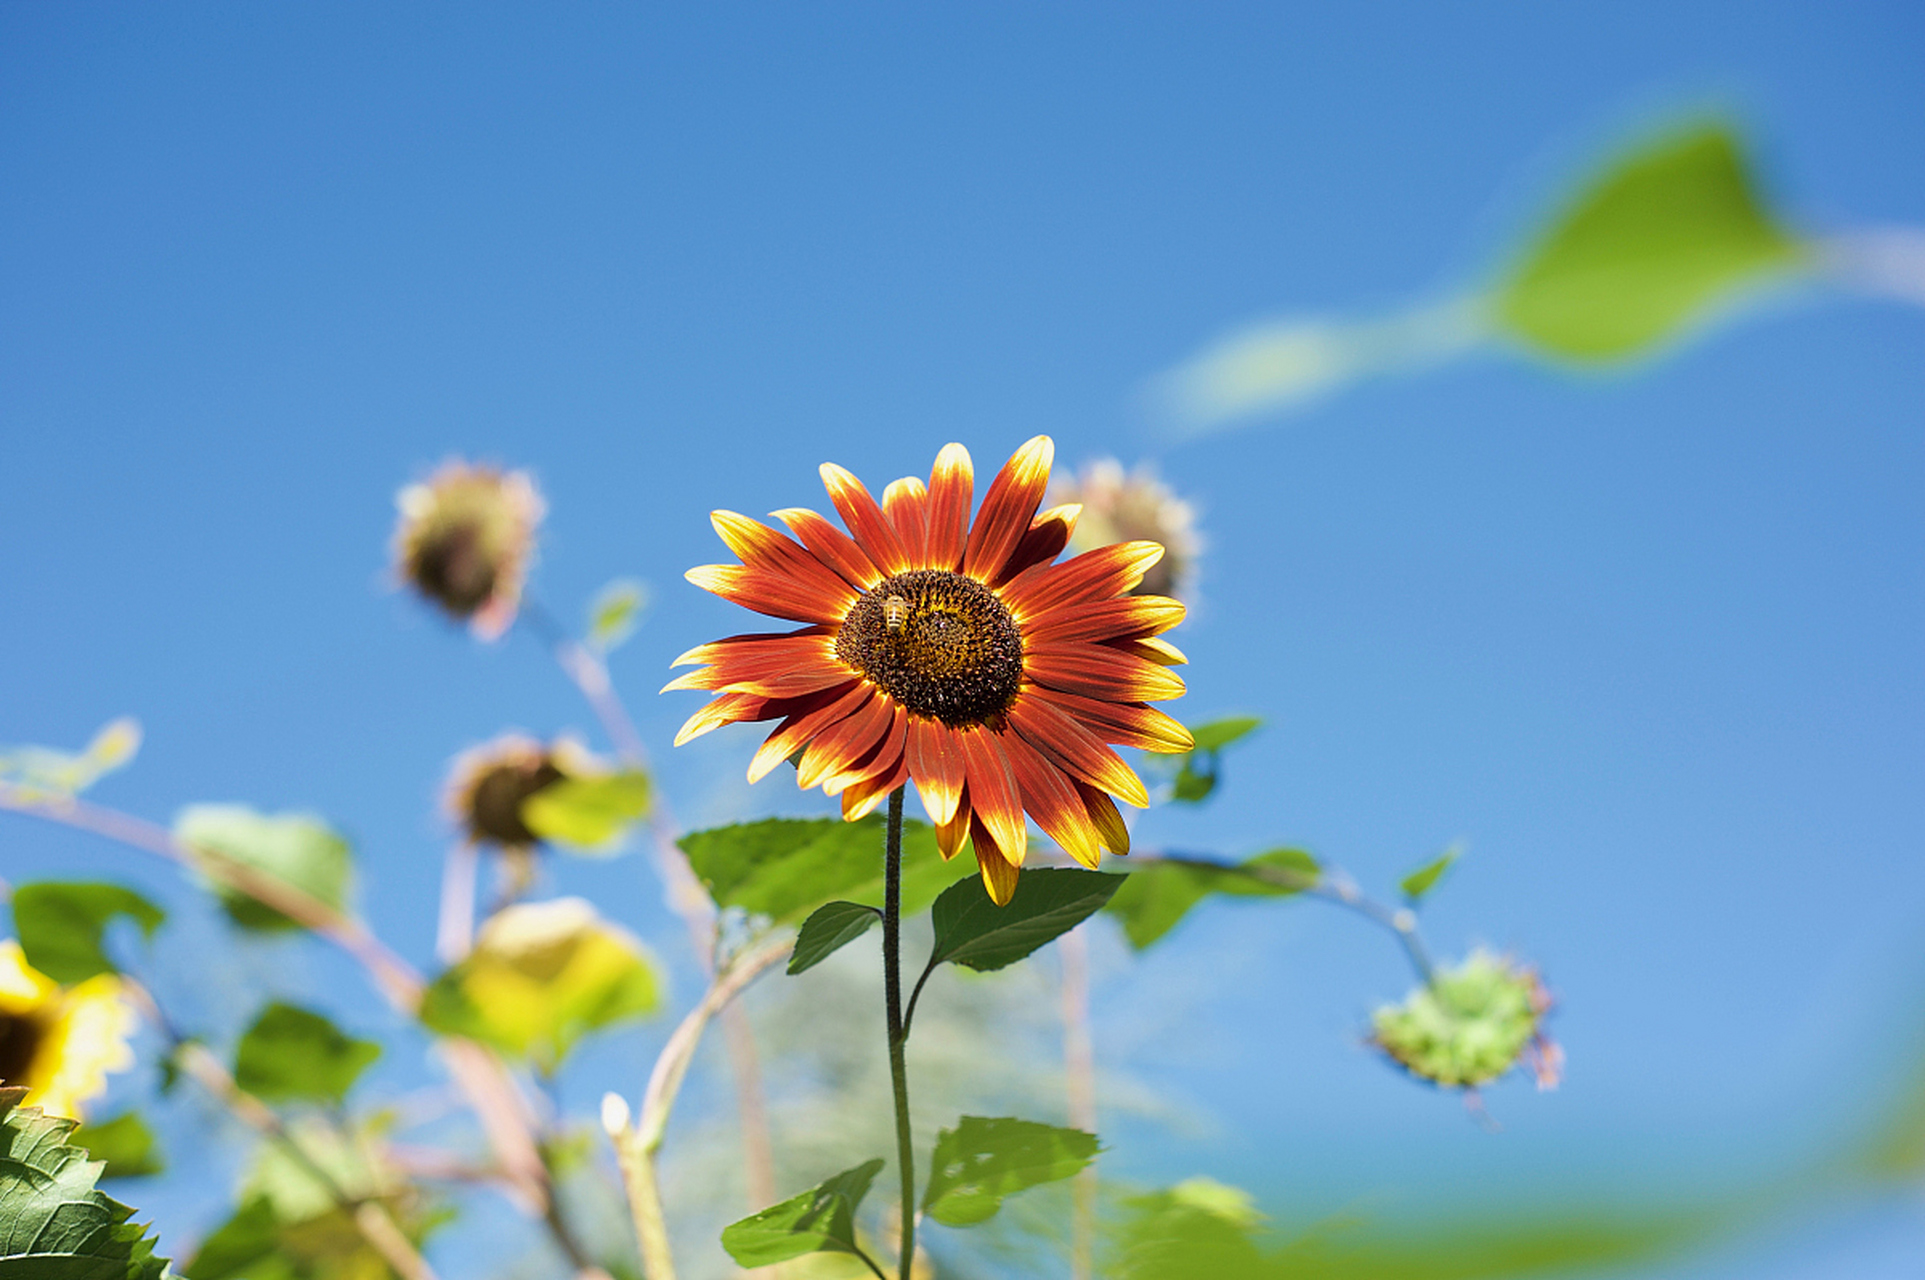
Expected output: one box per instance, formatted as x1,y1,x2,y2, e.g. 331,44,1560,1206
0,940,136,1120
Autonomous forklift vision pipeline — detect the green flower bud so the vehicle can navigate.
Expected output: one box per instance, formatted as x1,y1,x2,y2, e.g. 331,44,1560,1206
1370,949,1561,1090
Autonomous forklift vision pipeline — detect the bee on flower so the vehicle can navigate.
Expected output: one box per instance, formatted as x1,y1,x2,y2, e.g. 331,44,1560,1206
1048,458,1202,603
393,461,545,640
0,941,137,1120
667,436,1194,904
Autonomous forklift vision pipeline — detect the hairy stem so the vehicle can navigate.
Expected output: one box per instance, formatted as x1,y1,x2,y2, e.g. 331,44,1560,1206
882,787,916,1280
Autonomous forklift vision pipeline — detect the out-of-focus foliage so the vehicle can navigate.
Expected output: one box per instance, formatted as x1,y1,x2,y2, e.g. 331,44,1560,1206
232,1004,380,1107
926,869,1125,974
0,718,142,801
719,1158,883,1269
418,897,661,1068
12,882,163,984
520,769,651,854
1370,950,1552,1090
1495,125,1800,359
1397,848,1460,903
173,807,354,932
70,1111,165,1182
1106,850,1319,950
921,1116,1098,1227
679,816,959,925
584,579,648,656
0,1087,170,1280
1164,716,1262,804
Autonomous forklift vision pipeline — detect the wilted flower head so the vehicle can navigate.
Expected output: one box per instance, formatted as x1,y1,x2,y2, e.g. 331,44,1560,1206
1370,949,1560,1091
393,461,544,639
444,734,595,848
1049,458,1201,602
0,941,136,1120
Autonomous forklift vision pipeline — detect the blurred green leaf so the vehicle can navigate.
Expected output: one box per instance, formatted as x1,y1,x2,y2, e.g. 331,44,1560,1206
1187,717,1262,753
922,1115,1098,1227
585,579,648,654
71,1110,166,1180
1105,850,1317,950
1167,716,1263,804
11,881,164,983
788,902,881,976
233,1003,380,1106
1110,1178,1269,1279
680,816,956,925
174,806,353,932
0,1087,170,1280
0,717,142,800
1398,849,1459,902
930,868,1124,973
1495,124,1802,360
720,1158,884,1268
419,898,662,1066
521,770,650,854
182,1195,283,1280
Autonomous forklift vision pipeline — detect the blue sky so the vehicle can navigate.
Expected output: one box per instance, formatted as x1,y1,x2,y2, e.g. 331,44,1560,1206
3,4,1922,1277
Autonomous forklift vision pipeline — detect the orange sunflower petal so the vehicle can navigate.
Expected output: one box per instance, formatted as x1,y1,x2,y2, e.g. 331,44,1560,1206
1075,780,1130,856
882,477,930,567
957,728,1027,867
662,629,845,697
823,704,908,796
935,791,972,860
1025,641,1187,702
746,682,869,783
773,507,883,590
842,751,909,820
710,511,858,600
1001,541,1165,621
905,718,966,825
820,463,912,575
992,503,1080,587
674,692,768,746
1115,636,1188,666
925,443,974,571
796,688,890,791
1007,691,1151,808
970,814,1022,905
1028,688,1196,753
1001,729,1103,869
1023,595,1186,646
686,564,854,627
963,436,1053,582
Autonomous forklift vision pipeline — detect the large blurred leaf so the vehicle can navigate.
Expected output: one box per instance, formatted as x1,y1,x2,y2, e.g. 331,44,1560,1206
0,1087,170,1280
1495,124,1801,360
680,816,957,925
521,770,650,854
787,902,881,976
922,1116,1098,1227
1105,850,1318,950
233,1003,380,1106
173,806,353,932
70,1111,164,1181
11,882,164,984
720,1159,883,1268
929,868,1124,973
419,898,662,1067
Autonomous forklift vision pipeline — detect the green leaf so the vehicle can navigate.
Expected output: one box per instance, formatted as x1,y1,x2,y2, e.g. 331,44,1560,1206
174,806,353,932
585,579,648,654
1495,124,1802,361
720,1159,884,1268
680,816,955,925
787,902,881,976
930,868,1125,973
1170,761,1218,804
0,1087,170,1280
0,718,142,800
69,1112,164,1181
521,770,651,854
11,882,164,984
181,1195,283,1280
233,1003,380,1105
1104,850,1318,949
1399,848,1460,902
922,1116,1098,1227
418,898,662,1066
1186,717,1262,754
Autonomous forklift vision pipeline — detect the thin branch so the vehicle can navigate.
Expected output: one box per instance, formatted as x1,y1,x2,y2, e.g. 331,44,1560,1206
435,840,480,965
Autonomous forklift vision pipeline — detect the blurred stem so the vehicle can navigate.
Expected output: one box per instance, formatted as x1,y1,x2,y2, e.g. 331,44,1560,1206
1060,927,1097,1280
0,784,553,1212
523,597,781,1211
124,982,441,1280
883,787,916,1280
612,929,794,1280
435,839,479,964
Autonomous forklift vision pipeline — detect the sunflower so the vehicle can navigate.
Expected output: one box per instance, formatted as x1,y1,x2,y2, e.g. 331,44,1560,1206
393,461,545,640
0,941,137,1120
1048,457,1202,603
668,437,1194,903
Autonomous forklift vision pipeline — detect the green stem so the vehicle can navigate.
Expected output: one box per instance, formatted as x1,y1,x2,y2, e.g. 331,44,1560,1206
882,786,916,1280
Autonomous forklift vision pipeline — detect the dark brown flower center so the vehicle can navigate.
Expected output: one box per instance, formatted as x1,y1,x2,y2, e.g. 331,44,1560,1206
835,570,1024,726
467,757,565,846
0,1010,46,1087
408,520,500,617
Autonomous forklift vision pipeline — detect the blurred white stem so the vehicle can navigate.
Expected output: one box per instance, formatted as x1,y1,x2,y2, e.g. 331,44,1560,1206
435,840,479,964
1817,227,1925,308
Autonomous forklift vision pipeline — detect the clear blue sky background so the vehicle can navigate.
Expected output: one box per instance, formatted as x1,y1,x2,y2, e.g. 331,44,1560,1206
3,4,1922,1278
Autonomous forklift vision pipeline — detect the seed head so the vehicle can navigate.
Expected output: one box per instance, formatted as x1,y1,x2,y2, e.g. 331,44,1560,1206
1369,949,1560,1091
393,461,544,639
1049,458,1201,602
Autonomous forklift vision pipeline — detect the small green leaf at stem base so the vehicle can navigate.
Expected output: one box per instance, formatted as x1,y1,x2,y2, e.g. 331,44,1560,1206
720,1158,884,1268
233,1003,380,1105
11,881,164,983
929,868,1125,972
174,806,353,932
71,1110,166,1180
788,901,882,975
922,1116,1099,1227
520,770,651,854
1399,848,1460,902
